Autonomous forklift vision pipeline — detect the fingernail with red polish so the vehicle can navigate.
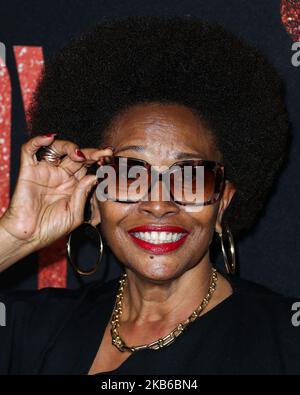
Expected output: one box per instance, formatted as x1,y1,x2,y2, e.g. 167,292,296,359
43,133,56,137
75,149,86,159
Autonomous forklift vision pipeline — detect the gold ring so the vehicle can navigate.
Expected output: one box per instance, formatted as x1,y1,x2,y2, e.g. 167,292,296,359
38,145,62,166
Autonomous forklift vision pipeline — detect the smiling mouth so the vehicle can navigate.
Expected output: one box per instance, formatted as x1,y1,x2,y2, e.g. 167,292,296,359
128,225,189,254
131,231,186,244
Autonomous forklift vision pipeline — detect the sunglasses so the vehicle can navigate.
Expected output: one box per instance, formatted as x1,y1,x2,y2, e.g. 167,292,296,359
96,156,225,206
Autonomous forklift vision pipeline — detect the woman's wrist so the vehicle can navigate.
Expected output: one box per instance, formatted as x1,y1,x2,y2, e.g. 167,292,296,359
0,218,39,272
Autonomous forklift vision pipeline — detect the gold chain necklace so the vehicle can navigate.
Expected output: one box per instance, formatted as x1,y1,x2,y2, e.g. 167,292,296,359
111,268,218,353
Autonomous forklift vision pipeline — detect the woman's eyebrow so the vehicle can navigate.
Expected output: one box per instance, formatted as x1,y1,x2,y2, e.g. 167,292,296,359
173,152,205,160
114,145,145,154
115,145,203,159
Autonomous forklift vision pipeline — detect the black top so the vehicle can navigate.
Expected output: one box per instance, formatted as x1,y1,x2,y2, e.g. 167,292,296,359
0,274,299,375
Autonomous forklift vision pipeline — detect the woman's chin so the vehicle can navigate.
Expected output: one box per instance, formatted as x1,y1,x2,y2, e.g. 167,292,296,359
128,262,185,284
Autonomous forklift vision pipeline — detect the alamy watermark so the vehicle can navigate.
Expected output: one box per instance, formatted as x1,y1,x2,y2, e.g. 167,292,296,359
291,302,300,327
0,302,6,327
0,42,6,66
291,42,300,67
95,158,207,212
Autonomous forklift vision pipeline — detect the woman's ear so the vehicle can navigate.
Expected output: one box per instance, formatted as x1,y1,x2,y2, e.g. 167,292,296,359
89,191,101,226
215,181,236,234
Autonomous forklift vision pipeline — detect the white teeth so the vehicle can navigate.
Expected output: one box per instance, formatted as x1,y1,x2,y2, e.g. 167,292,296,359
132,231,186,244
159,232,165,241
151,231,158,241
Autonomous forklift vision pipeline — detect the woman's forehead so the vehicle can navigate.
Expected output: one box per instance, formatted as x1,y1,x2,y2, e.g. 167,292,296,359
106,103,220,159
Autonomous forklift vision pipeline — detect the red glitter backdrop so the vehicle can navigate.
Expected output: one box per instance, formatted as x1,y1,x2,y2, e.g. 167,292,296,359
281,0,300,42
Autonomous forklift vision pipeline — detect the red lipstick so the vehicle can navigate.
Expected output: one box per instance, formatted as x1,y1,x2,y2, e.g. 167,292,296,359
128,225,189,254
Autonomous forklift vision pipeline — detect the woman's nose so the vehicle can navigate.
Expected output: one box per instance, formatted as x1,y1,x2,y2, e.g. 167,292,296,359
138,199,180,218
138,179,180,218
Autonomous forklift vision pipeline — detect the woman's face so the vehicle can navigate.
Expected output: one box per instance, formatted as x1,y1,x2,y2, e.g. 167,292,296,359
94,103,235,282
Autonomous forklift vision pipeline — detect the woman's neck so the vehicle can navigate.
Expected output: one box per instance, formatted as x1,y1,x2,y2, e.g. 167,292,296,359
121,256,228,326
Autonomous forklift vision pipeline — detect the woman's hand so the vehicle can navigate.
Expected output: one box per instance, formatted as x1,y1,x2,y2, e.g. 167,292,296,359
0,134,113,267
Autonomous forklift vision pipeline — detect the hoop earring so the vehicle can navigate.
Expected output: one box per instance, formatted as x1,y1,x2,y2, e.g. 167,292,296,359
217,223,236,275
66,222,103,276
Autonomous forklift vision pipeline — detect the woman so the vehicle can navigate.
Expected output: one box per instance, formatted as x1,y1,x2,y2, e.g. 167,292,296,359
0,16,299,375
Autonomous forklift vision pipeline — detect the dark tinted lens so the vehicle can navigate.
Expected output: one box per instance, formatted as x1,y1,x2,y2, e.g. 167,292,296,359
169,161,224,205
97,157,150,202
122,158,150,201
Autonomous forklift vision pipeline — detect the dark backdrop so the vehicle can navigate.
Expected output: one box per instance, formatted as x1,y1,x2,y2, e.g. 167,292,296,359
0,0,299,297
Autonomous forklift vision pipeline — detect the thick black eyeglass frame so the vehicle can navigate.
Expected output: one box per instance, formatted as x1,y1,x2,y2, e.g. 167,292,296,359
96,156,226,206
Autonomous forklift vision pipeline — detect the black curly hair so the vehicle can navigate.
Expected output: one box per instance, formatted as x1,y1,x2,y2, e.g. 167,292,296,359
28,16,290,238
